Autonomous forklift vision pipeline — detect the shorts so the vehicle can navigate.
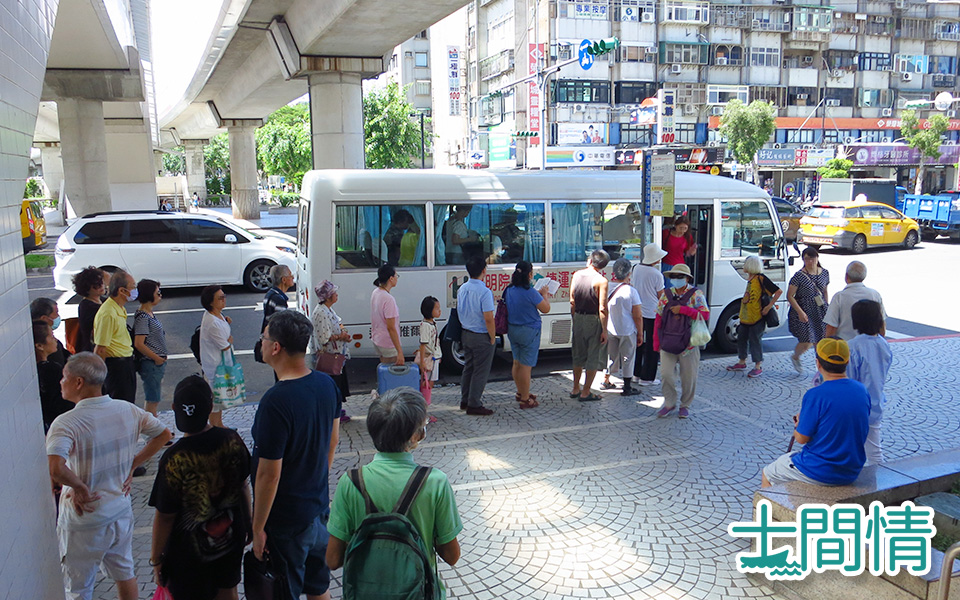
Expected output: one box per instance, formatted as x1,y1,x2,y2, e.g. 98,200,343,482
374,344,398,359
423,357,440,382
763,451,831,486
59,515,135,598
267,513,331,598
203,375,222,413
138,359,166,405
572,313,606,371
163,547,243,600
507,324,541,367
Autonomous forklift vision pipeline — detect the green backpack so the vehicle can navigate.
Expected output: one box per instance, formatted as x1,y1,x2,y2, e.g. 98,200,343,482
342,466,440,600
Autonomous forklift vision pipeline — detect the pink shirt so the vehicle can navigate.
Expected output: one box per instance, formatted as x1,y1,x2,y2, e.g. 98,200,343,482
662,231,690,266
370,287,400,348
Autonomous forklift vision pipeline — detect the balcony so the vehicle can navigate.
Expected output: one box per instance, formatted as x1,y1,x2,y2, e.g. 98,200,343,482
751,17,790,33
479,50,515,81
935,21,960,41
785,30,829,49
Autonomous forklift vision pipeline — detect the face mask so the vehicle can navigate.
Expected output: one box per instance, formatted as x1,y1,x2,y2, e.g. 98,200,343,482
51,316,61,330
127,288,139,302
669,278,688,289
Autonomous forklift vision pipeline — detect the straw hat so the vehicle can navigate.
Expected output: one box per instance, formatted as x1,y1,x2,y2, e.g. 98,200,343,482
663,264,693,281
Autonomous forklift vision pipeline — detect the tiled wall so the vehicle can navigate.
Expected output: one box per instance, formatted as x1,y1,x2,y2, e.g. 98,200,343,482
0,0,65,597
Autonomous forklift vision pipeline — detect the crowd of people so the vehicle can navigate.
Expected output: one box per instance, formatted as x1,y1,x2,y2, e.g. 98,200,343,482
31,221,896,599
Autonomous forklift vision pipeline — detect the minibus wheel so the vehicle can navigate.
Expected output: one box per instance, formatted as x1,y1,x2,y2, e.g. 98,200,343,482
439,327,465,374
714,303,740,354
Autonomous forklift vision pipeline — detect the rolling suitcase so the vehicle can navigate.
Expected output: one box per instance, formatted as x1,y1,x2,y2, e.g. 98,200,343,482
377,363,421,396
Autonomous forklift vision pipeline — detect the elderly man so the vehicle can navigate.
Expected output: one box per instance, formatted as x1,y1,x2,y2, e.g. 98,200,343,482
47,353,172,600
93,269,137,402
326,388,462,597
252,310,341,600
570,249,610,402
823,261,885,340
257,264,293,373
31,296,70,365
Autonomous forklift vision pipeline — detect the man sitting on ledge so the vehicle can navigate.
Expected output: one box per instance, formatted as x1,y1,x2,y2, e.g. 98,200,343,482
762,337,870,488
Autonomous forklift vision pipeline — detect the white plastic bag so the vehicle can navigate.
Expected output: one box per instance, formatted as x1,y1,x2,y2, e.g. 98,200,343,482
690,314,711,347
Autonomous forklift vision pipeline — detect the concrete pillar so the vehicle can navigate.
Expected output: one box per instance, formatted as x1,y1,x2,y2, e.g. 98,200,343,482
227,125,259,219
309,72,364,169
58,98,111,215
38,143,63,201
183,139,208,203
154,150,164,176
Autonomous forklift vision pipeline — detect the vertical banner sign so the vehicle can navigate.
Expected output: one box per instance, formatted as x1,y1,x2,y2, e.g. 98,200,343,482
649,153,676,217
448,46,461,116
528,43,545,146
657,89,676,144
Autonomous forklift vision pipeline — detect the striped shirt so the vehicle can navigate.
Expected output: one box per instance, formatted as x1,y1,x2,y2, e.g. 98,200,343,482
134,310,167,358
46,395,167,530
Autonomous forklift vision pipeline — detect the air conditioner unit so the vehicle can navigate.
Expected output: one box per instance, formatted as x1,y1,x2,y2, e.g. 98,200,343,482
574,104,585,112
894,0,905,7
641,11,655,23
874,16,886,23
902,72,913,81
881,107,893,117
708,141,719,147
844,136,855,144
949,110,958,118
684,103,697,115
832,70,844,78
825,99,841,107
752,19,761,28
797,93,809,100
711,106,724,116
802,56,814,64
716,57,728,65
803,144,817,149
773,143,782,149
671,64,683,74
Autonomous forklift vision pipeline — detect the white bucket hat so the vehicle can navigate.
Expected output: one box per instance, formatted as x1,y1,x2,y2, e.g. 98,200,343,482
642,243,668,265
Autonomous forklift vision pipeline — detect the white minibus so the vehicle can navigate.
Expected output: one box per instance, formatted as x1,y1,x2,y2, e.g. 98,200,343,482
296,170,792,367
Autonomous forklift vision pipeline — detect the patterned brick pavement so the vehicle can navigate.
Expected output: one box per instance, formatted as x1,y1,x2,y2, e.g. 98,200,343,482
92,338,960,599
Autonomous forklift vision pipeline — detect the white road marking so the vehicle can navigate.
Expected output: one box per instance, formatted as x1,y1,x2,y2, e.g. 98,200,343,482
167,349,254,361
152,304,260,316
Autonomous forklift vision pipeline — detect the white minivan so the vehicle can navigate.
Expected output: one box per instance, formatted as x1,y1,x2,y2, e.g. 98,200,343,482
53,211,297,292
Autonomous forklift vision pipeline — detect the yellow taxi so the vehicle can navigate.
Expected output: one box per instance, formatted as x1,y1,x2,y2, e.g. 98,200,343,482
20,199,47,253
798,200,920,254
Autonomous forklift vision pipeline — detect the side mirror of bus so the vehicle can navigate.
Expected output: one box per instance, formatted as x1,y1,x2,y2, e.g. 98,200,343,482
788,256,795,266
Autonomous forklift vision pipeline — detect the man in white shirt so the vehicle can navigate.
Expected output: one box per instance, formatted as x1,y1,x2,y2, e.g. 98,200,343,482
630,243,668,385
47,352,172,600
824,261,885,340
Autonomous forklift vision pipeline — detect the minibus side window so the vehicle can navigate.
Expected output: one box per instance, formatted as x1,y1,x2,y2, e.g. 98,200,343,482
334,205,427,269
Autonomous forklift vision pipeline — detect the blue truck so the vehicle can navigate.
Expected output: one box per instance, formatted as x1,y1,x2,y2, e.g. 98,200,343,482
900,191,960,240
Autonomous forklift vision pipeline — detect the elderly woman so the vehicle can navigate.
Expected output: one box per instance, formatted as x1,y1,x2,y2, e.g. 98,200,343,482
505,261,551,409
727,255,782,378
312,279,352,423
786,246,830,374
199,285,233,428
71,266,105,353
34,321,72,431
326,388,462,598
601,258,644,397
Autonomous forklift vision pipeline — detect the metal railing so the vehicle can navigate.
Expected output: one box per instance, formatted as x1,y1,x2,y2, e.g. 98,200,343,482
937,540,960,600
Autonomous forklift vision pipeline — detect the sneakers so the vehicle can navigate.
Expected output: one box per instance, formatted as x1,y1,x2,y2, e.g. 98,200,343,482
678,407,689,419
748,368,763,378
791,355,803,374
638,379,660,386
466,405,495,416
656,405,676,418
726,363,747,371
621,387,639,397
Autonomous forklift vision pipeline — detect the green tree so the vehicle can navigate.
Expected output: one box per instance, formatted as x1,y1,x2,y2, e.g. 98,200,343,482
162,146,185,175
256,103,312,188
900,109,950,194
363,81,431,169
204,133,230,196
23,178,43,198
816,158,853,179
718,99,777,184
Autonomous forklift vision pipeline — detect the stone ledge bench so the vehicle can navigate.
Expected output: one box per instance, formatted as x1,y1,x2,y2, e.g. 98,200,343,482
751,448,960,600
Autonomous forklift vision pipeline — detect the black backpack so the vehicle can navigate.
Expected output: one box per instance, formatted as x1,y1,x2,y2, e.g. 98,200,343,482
127,324,143,370
190,326,202,364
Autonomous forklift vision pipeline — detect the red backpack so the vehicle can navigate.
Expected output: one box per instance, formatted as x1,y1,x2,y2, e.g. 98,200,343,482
659,288,696,354
494,288,509,335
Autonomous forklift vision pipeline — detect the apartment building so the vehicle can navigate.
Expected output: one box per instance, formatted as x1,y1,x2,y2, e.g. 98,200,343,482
465,0,960,193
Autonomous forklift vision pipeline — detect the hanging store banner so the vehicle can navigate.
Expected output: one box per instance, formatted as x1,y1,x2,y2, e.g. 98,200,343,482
448,46,461,116
528,43,545,146
557,123,608,145
794,148,834,167
657,89,676,144
848,144,960,166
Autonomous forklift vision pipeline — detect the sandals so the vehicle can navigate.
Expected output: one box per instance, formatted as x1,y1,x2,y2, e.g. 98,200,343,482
569,391,581,399
518,397,539,409
516,393,537,403
599,381,618,390
578,394,602,402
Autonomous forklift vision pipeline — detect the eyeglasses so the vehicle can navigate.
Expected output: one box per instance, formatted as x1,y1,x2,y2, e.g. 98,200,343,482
260,334,272,342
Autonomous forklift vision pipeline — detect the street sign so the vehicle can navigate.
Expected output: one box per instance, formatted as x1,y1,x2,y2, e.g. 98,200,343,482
578,39,594,70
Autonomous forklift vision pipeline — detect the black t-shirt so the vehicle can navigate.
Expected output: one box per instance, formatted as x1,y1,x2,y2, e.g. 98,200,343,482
77,299,100,353
251,371,342,529
38,360,72,429
149,428,251,562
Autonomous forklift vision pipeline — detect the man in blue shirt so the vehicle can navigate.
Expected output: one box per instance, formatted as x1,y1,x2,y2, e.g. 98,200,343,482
251,310,342,600
762,337,870,488
457,255,496,415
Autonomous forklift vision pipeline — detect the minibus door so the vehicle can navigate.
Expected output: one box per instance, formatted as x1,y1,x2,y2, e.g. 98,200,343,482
687,204,713,301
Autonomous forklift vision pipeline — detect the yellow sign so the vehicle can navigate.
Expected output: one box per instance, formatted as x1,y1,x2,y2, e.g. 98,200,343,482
710,165,720,176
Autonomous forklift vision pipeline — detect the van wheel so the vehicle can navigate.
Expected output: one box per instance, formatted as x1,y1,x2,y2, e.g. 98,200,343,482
903,230,919,249
713,303,740,354
922,231,938,242
851,234,868,254
439,327,465,375
244,260,275,292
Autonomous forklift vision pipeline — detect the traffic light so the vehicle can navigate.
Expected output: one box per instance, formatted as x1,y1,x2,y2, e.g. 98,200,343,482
585,37,620,56
513,131,538,138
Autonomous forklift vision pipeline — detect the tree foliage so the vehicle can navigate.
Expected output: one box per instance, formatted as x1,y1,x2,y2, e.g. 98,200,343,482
900,109,950,193
162,147,185,175
718,100,777,181
817,158,853,179
256,103,312,188
23,178,43,198
363,81,431,169
204,133,230,195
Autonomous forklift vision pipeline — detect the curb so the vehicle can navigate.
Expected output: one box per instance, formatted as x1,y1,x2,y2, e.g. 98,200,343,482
888,333,960,343
27,267,53,273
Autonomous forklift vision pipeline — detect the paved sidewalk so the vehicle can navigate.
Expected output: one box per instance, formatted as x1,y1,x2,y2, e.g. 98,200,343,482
90,338,960,599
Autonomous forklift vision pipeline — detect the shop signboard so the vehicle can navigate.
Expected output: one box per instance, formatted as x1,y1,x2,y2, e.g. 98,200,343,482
849,144,960,166
557,123,608,145
545,146,615,167
757,148,796,167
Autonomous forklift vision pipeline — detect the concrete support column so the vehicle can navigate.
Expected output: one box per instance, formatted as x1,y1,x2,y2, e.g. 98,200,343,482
227,125,259,219
38,143,63,202
308,72,364,169
58,98,111,215
183,139,208,203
